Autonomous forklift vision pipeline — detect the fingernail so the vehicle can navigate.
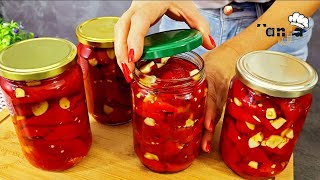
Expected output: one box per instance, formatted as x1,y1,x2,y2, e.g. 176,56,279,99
205,141,212,153
209,120,214,132
209,35,216,48
121,62,132,83
128,48,134,63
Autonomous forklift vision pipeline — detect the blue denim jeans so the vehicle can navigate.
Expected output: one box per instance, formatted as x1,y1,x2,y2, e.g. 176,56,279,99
159,2,314,61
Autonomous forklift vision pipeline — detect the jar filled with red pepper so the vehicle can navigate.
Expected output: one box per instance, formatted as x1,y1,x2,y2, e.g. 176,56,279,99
220,51,318,179
76,17,132,125
131,29,208,173
0,38,92,171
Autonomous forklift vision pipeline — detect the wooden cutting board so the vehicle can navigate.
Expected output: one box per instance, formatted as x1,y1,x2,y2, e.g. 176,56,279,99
0,108,293,179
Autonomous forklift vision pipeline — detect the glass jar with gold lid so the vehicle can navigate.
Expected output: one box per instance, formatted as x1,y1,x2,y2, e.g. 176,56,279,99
76,17,132,125
220,51,318,179
0,38,92,171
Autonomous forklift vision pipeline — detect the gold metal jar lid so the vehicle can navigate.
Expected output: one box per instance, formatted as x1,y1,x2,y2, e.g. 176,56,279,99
236,50,318,98
76,17,119,48
0,37,77,81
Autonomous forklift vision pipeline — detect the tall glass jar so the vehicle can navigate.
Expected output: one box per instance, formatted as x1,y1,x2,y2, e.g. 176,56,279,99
220,51,318,179
131,52,208,173
0,38,92,171
76,17,132,125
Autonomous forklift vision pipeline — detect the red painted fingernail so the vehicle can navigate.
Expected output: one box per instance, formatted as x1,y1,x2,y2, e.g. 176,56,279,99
121,62,132,83
209,120,214,132
209,35,216,48
128,48,134,63
206,141,212,153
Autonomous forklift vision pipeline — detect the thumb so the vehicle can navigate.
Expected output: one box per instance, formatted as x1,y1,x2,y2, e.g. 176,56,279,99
168,2,216,50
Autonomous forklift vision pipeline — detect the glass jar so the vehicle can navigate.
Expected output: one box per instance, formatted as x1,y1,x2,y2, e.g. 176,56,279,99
76,17,132,125
0,38,92,171
220,51,318,179
131,52,208,173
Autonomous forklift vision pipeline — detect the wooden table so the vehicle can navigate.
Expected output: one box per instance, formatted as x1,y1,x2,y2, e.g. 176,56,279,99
0,108,293,179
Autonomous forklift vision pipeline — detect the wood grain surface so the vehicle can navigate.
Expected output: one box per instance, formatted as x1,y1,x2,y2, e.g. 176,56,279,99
0,108,293,179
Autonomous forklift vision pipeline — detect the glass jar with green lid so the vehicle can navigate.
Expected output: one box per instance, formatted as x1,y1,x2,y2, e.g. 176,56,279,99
76,17,132,125
0,38,92,171
131,29,208,173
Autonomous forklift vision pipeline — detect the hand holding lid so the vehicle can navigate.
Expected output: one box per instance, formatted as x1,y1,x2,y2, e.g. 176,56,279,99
113,1,216,73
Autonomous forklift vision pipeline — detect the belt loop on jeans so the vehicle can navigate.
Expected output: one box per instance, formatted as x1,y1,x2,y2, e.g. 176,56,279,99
255,0,275,17
255,3,264,18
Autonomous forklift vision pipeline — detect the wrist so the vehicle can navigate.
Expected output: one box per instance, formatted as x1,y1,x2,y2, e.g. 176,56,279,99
206,43,241,80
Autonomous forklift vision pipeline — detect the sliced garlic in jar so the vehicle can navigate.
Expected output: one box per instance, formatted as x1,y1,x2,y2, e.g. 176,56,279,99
277,138,289,149
248,132,264,148
136,92,142,98
252,115,261,122
144,152,159,161
177,144,184,149
265,135,284,149
103,104,114,114
282,128,294,139
189,69,200,81
144,117,155,127
59,97,70,109
156,63,165,69
266,108,277,119
270,117,286,129
160,57,170,64
106,49,115,59
184,118,195,128
245,122,255,130
233,97,242,107
88,58,98,66
248,161,258,169
140,61,155,74
140,75,157,87
32,101,49,116
15,88,25,98
143,93,157,103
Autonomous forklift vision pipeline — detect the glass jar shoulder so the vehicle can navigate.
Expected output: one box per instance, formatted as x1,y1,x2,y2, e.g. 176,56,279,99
0,64,84,105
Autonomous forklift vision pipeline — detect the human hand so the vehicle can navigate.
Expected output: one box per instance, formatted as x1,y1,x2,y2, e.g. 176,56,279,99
114,0,216,82
200,44,241,152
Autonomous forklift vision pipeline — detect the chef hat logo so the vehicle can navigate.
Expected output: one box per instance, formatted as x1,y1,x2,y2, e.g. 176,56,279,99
288,12,309,28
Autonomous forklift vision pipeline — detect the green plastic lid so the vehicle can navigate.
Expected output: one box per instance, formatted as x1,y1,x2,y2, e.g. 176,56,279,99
141,29,203,60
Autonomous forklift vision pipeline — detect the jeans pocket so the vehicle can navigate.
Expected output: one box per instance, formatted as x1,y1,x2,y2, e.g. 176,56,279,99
236,17,257,35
